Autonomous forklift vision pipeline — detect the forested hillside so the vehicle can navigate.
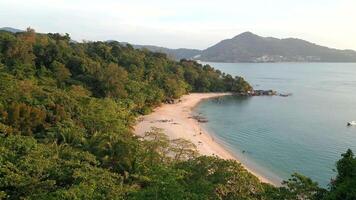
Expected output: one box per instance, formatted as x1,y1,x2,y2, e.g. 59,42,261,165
0,28,355,200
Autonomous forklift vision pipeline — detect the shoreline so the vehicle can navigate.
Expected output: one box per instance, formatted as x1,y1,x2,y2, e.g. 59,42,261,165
134,93,278,186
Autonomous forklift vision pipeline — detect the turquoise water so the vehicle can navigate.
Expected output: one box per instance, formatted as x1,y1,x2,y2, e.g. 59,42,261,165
196,62,356,187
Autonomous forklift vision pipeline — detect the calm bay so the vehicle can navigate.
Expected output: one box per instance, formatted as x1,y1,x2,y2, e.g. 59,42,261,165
196,62,356,187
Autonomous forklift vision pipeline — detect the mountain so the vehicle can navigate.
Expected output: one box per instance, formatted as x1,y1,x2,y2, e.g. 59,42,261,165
123,32,356,62
133,45,201,60
197,32,356,62
0,27,24,33
106,40,201,60
127,43,201,60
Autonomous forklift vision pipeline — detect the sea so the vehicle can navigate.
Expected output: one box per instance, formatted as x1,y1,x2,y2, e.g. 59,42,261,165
195,62,356,187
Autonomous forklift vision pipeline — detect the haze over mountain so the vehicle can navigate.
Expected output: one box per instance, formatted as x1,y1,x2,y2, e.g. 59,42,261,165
198,32,356,62
127,44,201,60
0,27,23,33
128,32,356,62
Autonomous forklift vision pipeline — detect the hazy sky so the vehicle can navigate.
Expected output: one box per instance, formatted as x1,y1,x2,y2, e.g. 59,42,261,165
1,0,355,50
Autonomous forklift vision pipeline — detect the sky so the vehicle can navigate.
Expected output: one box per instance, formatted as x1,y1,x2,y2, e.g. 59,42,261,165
0,0,355,50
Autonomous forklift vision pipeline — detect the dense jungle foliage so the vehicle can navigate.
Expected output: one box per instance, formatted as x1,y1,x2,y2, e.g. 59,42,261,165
0,29,355,199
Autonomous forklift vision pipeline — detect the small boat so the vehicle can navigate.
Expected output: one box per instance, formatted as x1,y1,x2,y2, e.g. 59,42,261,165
279,93,292,97
347,121,356,126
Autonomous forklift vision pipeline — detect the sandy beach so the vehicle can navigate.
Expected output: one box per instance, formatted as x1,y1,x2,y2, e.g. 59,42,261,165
134,93,276,185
